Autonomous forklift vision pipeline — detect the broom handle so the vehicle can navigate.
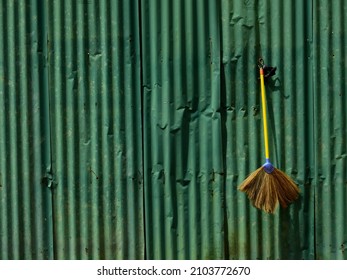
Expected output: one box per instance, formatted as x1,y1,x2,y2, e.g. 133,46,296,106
260,68,270,159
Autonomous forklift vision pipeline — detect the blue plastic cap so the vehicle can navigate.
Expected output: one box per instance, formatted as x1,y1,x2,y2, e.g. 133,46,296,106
263,158,274,174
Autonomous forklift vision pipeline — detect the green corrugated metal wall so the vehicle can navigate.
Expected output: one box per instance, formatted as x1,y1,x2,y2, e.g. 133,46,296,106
141,0,225,259
47,0,144,259
314,0,347,259
0,0,53,259
221,0,315,259
0,0,346,260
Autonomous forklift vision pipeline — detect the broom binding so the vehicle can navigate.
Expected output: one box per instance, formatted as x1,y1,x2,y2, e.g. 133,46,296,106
262,158,274,174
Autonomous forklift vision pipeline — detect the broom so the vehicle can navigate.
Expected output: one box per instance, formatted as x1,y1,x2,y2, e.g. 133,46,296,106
238,62,300,213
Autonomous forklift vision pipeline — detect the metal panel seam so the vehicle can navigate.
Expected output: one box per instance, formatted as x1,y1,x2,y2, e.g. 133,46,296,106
137,0,147,260
311,0,317,260
40,0,55,260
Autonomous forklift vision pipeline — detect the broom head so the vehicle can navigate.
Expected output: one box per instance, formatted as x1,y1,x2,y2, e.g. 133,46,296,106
238,165,300,214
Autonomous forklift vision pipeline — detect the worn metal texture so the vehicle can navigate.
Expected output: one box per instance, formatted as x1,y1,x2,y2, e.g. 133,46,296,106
314,0,347,260
141,0,316,259
1,0,346,261
0,0,53,259
221,0,315,259
141,0,225,259
47,0,144,259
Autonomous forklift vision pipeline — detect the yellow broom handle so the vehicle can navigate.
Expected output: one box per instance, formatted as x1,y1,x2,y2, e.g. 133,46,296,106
260,68,270,159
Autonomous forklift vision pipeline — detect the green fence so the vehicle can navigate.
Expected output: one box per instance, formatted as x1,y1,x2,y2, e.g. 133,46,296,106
0,0,346,260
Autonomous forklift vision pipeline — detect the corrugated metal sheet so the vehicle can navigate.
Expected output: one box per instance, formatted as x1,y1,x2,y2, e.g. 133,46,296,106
221,0,315,259
142,0,316,259
314,0,347,260
47,0,144,259
1,0,346,260
141,0,225,259
0,0,53,259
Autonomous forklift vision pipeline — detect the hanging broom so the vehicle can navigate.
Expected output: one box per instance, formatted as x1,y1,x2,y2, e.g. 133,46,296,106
238,60,300,214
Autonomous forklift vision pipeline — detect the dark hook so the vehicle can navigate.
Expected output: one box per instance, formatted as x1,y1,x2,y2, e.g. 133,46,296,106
258,57,277,78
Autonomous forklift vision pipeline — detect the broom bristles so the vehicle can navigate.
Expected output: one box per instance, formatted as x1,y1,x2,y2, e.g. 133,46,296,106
238,166,300,213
